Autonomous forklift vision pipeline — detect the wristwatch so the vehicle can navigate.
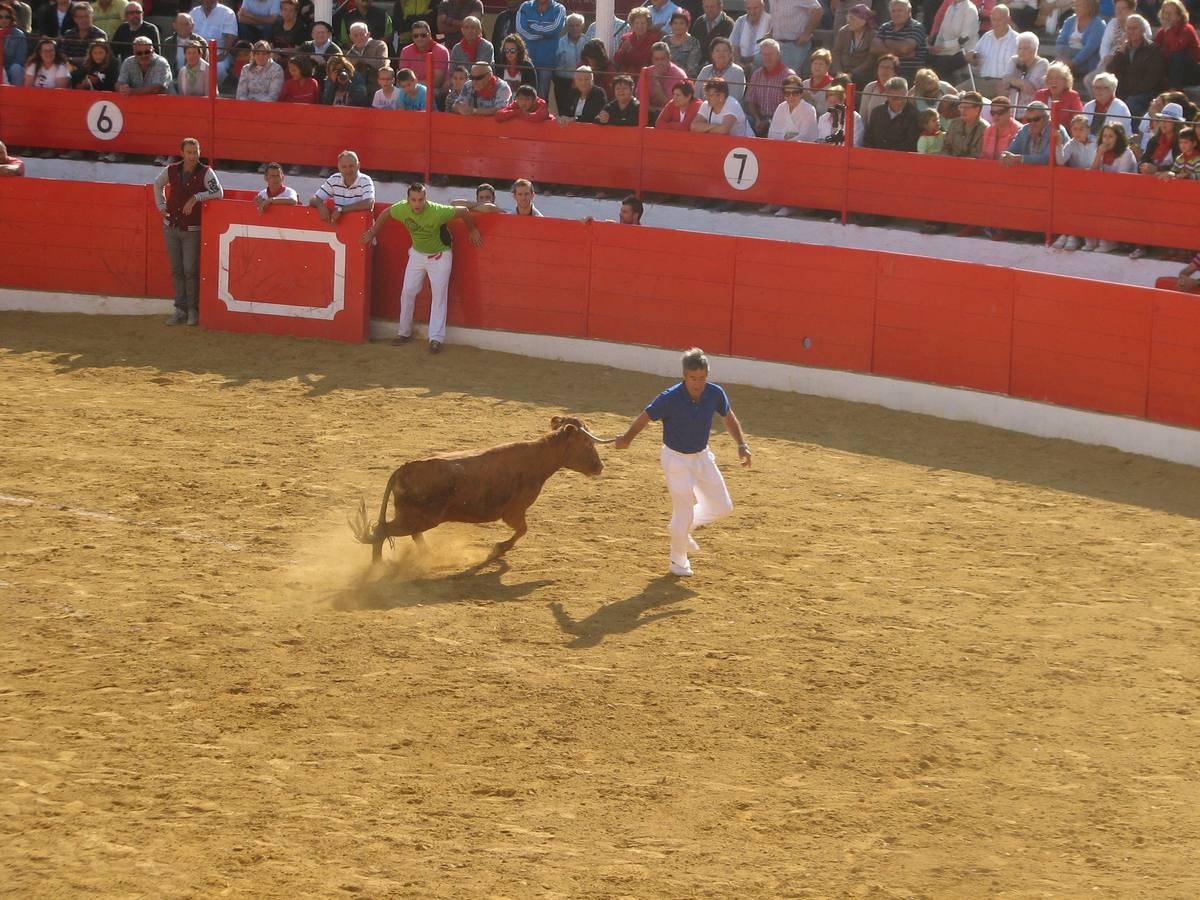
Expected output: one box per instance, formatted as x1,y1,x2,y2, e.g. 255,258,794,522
738,443,750,451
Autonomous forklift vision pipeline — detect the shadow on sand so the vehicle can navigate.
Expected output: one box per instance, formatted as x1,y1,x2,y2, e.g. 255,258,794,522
5,312,1198,520
548,575,697,649
331,559,555,611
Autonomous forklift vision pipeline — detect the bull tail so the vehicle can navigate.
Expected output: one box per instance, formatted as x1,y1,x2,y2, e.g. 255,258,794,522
350,467,404,561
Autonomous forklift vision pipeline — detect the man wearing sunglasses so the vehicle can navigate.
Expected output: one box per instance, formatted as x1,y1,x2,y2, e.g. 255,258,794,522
452,61,513,115
111,3,159,61
116,34,172,94
1000,99,1068,166
397,20,448,89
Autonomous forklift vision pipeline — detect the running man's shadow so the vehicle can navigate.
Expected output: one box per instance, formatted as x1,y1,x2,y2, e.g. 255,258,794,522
549,575,697,649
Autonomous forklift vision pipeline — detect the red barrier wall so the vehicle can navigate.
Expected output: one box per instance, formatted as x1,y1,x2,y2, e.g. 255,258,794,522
5,86,1199,249
2,177,1198,433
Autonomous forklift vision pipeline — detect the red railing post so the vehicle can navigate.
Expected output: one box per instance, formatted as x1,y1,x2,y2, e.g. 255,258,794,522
636,68,649,199
843,82,855,226
425,52,433,183
1046,99,1059,246
208,39,218,165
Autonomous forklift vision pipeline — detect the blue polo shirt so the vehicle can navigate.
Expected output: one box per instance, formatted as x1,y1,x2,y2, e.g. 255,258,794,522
646,382,730,454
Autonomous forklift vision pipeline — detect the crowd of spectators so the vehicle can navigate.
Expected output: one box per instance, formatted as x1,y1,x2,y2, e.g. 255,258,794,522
2,0,1200,258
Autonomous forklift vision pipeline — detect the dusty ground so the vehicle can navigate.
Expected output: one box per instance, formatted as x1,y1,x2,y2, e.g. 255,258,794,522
1,312,1198,899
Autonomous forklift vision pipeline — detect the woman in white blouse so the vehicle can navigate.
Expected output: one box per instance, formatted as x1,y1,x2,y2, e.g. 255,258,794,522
768,74,818,141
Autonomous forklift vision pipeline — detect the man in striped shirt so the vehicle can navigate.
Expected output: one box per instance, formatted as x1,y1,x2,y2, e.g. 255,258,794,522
308,150,375,224
871,0,927,80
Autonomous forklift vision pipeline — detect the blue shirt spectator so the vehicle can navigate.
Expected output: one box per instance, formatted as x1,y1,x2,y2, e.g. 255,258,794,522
1004,116,1069,164
646,0,682,32
2,17,27,85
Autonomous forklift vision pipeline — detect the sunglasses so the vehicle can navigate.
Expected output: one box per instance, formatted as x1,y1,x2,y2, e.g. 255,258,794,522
1026,115,1044,122
471,72,488,80
134,49,152,56
503,47,518,53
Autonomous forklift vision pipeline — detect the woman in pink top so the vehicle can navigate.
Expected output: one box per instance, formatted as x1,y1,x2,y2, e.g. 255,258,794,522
981,94,1021,158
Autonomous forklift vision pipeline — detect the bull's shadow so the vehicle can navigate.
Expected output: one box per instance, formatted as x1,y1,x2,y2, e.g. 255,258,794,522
549,575,697,649
332,559,554,611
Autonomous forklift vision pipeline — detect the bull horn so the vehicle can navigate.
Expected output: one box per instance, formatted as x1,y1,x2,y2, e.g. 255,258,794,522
580,428,617,444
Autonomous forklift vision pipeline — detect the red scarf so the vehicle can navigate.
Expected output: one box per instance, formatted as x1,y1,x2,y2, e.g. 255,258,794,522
1102,150,1116,165
0,26,11,38
267,183,288,198
459,36,480,60
1094,97,1112,115
1151,134,1173,163
761,61,786,77
476,74,498,97
808,73,832,89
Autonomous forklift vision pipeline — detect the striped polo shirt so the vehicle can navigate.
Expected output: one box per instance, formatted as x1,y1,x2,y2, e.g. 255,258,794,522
876,17,928,76
313,172,376,209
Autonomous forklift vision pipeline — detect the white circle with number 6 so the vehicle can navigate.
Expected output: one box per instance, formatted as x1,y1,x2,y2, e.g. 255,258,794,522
723,146,759,191
87,100,124,142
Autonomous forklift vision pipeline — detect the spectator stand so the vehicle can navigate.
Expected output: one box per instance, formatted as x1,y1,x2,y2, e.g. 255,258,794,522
3,65,1200,249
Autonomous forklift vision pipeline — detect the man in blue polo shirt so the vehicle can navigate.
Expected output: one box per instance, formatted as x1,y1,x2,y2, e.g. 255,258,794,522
614,347,751,577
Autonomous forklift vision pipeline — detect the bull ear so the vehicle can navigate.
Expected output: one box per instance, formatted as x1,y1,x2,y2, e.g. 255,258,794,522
550,416,563,429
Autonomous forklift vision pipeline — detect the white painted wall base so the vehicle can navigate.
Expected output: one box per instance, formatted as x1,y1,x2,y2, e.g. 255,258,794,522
4,289,1196,468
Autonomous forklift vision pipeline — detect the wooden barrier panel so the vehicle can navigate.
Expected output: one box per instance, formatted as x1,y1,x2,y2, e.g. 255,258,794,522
200,201,372,343
1010,271,1153,418
730,240,876,371
1051,168,1200,251
1147,290,1200,429
0,89,212,158
587,222,734,353
429,115,642,190
641,129,848,210
848,148,1051,233
212,101,428,173
0,177,149,297
2,176,1199,434
873,254,1015,393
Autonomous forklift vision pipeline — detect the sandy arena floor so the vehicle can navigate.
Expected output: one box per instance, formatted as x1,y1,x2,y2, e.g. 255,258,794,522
2,311,1199,898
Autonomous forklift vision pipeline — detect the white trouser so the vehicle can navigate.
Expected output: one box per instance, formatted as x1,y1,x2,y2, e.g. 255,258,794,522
660,445,734,568
398,246,452,343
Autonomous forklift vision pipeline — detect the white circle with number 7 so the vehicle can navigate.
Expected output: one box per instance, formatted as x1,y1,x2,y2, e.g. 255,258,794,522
723,147,759,191
87,100,124,142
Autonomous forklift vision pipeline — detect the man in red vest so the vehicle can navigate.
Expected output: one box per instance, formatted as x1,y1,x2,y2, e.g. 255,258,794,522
152,138,223,326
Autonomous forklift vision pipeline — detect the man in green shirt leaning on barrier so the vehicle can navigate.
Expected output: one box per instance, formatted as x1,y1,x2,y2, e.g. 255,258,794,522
362,182,483,354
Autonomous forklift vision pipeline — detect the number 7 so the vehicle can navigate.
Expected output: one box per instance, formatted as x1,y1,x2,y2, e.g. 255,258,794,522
732,152,748,183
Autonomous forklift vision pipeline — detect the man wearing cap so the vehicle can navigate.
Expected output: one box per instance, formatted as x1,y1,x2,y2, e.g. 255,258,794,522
111,3,159,60
614,347,751,579
999,99,1069,165
1108,14,1166,120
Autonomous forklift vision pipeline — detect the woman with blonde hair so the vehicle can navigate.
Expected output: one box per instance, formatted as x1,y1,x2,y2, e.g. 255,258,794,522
613,7,660,73
1154,0,1200,88
1033,61,1082,128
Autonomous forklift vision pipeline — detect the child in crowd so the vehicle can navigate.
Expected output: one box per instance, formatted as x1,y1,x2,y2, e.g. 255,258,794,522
917,109,944,154
1052,114,1097,250
1160,126,1200,180
396,68,428,111
372,67,401,109
444,65,469,111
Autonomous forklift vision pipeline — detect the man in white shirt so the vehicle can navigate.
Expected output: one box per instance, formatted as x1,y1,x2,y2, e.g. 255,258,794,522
961,2,1016,97
190,0,238,79
728,0,771,70
255,163,299,213
309,151,376,224
767,0,822,74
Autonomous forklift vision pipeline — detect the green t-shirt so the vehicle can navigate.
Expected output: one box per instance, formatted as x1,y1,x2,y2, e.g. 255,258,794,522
388,200,457,254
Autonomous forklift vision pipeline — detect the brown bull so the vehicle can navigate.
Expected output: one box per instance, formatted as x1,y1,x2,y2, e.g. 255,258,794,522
349,416,612,562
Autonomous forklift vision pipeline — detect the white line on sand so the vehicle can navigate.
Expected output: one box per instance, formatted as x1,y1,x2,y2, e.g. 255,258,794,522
0,493,243,551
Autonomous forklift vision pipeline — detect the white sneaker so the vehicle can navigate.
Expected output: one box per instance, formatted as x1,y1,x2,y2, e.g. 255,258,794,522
687,535,699,552
774,206,794,217
1064,236,1081,251
758,204,778,214
1052,234,1068,250
669,562,693,577
1081,239,1097,252
1096,240,1118,253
